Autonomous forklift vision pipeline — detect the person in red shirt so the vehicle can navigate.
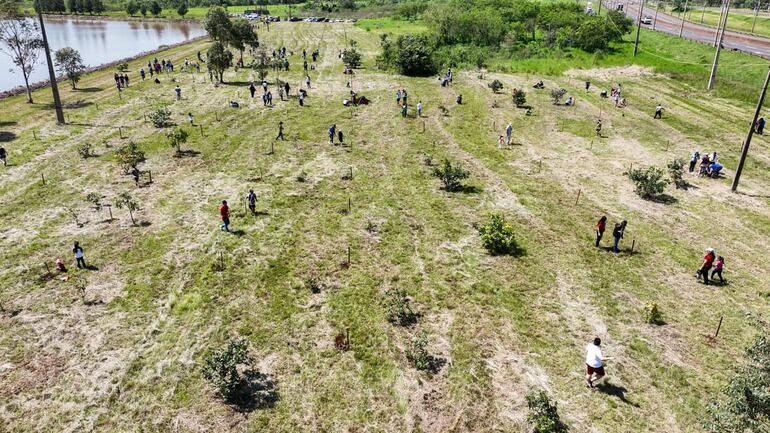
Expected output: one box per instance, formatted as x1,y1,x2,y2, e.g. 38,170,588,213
219,200,230,232
696,248,716,285
595,215,607,248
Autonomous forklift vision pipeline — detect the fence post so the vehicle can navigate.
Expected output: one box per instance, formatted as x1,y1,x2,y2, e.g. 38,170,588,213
574,189,581,206
41,173,46,185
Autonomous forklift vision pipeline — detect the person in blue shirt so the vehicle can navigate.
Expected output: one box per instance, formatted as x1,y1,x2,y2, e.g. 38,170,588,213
328,124,336,144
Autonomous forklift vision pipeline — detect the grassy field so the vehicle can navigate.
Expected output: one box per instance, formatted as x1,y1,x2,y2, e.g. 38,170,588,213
2,20,770,433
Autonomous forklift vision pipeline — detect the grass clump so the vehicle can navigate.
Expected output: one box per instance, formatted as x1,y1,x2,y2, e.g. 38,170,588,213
77,143,94,158
488,79,503,93
478,213,520,256
526,390,568,433
431,158,469,192
405,332,430,370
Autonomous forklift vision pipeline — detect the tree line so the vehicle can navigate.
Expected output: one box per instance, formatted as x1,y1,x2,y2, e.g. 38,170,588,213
34,0,105,14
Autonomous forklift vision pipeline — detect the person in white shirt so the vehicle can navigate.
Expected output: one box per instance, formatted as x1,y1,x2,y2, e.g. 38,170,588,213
585,337,610,388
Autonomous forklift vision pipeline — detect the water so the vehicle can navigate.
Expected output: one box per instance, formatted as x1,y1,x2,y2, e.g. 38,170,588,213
0,17,206,92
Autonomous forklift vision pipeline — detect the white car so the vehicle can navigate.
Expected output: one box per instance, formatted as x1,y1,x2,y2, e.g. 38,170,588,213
641,16,652,25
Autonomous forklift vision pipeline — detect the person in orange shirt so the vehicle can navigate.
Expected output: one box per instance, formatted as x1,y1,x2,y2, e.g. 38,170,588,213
219,200,230,232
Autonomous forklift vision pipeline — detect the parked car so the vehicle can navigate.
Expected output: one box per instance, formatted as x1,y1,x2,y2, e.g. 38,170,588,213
641,16,652,24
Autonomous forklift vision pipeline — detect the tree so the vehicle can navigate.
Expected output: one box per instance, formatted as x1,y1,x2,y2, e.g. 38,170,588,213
207,41,232,83
67,0,78,13
115,142,145,174
139,1,147,17
667,158,688,189
125,0,138,16
512,88,527,107
148,106,172,128
83,0,93,14
251,48,270,81
526,391,568,433
394,34,436,77
204,6,233,44
166,127,188,155
54,47,86,89
91,0,103,14
574,17,613,52
550,88,567,105
607,10,633,39
202,338,276,408
0,1,44,103
176,0,188,17
488,79,503,93
626,166,669,199
478,213,521,256
149,0,161,17
114,191,139,225
431,158,469,192
229,18,258,60
342,47,362,68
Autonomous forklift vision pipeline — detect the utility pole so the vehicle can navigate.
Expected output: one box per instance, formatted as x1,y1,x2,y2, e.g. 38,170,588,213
679,0,689,37
752,1,760,33
653,1,660,30
732,67,770,192
633,0,645,57
36,1,65,125
708,0,730,90
598,0,602,15
701,0,707,24
714,0,726,47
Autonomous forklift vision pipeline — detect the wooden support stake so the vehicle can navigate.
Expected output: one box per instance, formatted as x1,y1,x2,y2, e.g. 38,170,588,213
95,102,99,111
631,239,636,253
575,189,581,206
349,167,353,180
148,170,152,183
108,205,113,221
199,125,204,136
270,142,274,155
348,197,351,213
347,245,351,265
44,262,51,275
215,111,220,122
423,120,425,133
219,251,224,271
144,114,147,124
119,127,124,139
41,173,46,185
714,316,723,339
590,140,593,150
539,159,542,173
33,130,37,140
665,140,669,152
346,328,350,348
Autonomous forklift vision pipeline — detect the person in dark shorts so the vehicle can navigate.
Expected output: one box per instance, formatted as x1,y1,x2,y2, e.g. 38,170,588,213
585,337,610,388
247,189,257,215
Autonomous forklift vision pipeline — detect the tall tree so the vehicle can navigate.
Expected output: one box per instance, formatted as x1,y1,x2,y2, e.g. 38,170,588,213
139,1,147,16
207,41,232,83
229,18,257,60
176,0,188,17
0,0,44,103
149,0,160,17
66,0,77,13
204,6,232,45
54,47,85,89
125,0,138,16
91,0,103,14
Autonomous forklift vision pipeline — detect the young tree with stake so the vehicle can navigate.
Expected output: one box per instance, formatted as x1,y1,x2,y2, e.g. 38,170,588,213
0,1,44,103
114,191,139,225
54,47,86,89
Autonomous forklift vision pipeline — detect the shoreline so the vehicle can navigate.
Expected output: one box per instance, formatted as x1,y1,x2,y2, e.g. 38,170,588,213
39,13,200,23
0,35,208,100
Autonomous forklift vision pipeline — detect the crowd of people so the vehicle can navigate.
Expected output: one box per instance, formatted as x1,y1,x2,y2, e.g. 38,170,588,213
689,150,722,178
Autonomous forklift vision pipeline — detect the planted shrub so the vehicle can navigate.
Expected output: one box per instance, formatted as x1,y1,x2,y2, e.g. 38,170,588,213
77,143,93,158
202,338,277,408
667,158,688,189
86,192,102,210
479,213,520,256
342,48,362,68
116,62,129,72
114,191,139,225
166,127,189,156
431,158,469,192
643,302,663,325
512,89,527,107
115,142,145,174
385,288,417,326
626,166,669,199
550,88,567,105
526,390,567,433
406,332,430,371
488,79,503,93
148,107,173,128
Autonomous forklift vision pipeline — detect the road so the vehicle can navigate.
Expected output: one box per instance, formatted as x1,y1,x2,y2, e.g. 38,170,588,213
621,2,770,59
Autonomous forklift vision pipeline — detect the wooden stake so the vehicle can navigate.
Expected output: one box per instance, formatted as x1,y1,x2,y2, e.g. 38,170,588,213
119,127,124,139
349,167,353,180
714,316,723,339
144,114,147,124
219,251,224,271
41,173,46,185
539,159,542,173
148,170,152,183
347,245,351,265
575,189,581,206
346,328,350,348
631,239,636,253
95,102,99,111
199,125,204,136
423,120,425,132
665,140,669,152
44,262,51,275
348,197,351,213
108,205,113,221
215,111,220,121
33,130,37,140
590,140,593,150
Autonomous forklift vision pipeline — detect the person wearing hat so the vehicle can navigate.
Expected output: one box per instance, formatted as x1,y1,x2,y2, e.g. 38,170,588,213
696,248,716,285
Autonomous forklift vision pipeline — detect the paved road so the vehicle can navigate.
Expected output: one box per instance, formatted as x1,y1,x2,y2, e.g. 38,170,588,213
621,2,770,59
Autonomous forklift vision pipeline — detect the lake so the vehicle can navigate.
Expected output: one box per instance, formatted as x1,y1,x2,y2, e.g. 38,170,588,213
0,17,206,92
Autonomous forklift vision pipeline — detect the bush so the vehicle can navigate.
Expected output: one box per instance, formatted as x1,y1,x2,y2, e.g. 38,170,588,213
478,213,520,256
115,62,129,72
526,390,567,433
626,166,669,199
550,88,567,105
667,158,688,189
394,34,436,76
385,288,417,326
166,127,188,155
512,89,527,107
148,107,173,128
86,192,102,210
643,302,663,324
431,158,469,192
342,48,362,68
488,79,503,93
114,191,139,225
202,338,256,403
115,142,145,174
406,332,430,370
77,143,93,158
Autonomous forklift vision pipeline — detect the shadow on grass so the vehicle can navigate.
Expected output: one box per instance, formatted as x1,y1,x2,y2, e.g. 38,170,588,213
222,81,255,87
75,87,103,93
445,184,483,194
0,131,17,142
228,372,279,413
599,246,639,256
648,194,678,205
596,382,639,407
138,221,152,227
174,149,201,158
82,265,100,271
0,121,17,127
229,229,246,236
64,100,94,109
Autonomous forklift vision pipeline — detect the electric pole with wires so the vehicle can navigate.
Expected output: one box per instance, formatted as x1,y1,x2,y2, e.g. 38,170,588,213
633,0,645,57
732,67,770,192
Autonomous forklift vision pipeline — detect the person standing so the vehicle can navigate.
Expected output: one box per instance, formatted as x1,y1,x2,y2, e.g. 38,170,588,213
338,128,344,145
175,85,181,100
249,83,256,98
188,113,194,126
585,80,590,90
417,101,422,117
612,220,627,254
140,68,145,80
131,166,141,186
402,89,408,106
305,75,311,89
284,82,291,97
396,89,401,106
276,121,285,141
247,189,257,215
585,337,611,388
328,124,336,144
299,91,304,106
0,146,6,167
401,103,408,118
73,241,86,269
595,215,607,248
757,117,766,134
505,122,513,145
219,200,230,232
711,256,725,284
696,248,716,285
654,104,663,119
689,150,700,173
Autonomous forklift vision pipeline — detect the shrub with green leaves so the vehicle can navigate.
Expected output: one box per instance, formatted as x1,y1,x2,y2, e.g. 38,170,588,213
550,88,567,105
643,302,663,325
114,142,145,174
626,166,669,199
115,62,129,72
512,88,527,107
385,288,417,326
406,332,430,371
431,158,469,192
166,127,189,156
479,213,520,256
667,158,688,189
488,79,503,93
526,390,567,433
114,191,139,225
86,192,102,210
342,48,362,68
202,338,253,402
77,143,93,159
148,107,173,128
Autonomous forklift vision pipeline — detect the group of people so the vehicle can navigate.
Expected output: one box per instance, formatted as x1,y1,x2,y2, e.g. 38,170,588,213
610,84,626,108
439,68,453,87
595,216,627,253
396,89,410,117
689,150,722,178
696,248,725,285
113,73,130,89
327,123,344,145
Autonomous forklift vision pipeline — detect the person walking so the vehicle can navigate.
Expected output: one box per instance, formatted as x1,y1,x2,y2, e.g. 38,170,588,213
131,166,141,186
585,80,590,90
305,75,311,89
696,248,716,285
249,83,256,98
175,85,181,100
585,337,611,388
402,89,408,106
654,104,663,119
219,200,230,232
711,256,725,284
262,80,268,93
299,91,305,106
276,121,285,141
689,150,700,173
505,122,513,145
140,68,145,80
396,89,402,106
612,220,627,254
0,146,6,167
284,82,290,97
73,241,86,269
757,117,766,134
595,215,607,248
417,101,422,117
247,189,257,215
188,113,194,126
401,103,408,118
328,124,336,144
337,128,344,145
